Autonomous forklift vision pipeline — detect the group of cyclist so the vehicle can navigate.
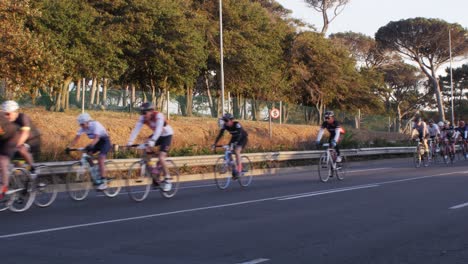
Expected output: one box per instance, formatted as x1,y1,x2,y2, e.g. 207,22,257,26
412,116,468,160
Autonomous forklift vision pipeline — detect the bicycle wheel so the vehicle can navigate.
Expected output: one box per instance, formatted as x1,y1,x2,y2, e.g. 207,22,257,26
413,149,422,168
158,160,180,198
66,162,92,201
318,153,331,182
422,152,430,167
126,161,151,202
102,161,122,198
34,165,58,208
238,156,253,187
8,168,36,213
214,157,231,190
336,156,347,180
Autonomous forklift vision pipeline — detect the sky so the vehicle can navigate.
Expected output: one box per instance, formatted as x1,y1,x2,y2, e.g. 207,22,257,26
275,0,468,37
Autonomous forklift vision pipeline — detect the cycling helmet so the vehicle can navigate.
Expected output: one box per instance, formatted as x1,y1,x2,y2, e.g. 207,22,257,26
140,102,154,114
2,100,19,112
414,116,422,122
438,121,444,127
77,113,92,124
324,111,334,118
428,119,434,124
222,113,234,121
444,120,450,125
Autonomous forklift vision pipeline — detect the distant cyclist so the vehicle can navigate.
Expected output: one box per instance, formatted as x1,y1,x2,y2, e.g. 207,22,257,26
427,119,440,154
411,116,429,153
315,111,344,163
212,113,249,178
67,113,109,191
127,102,174,192
440,120,456,160
455,120,468,159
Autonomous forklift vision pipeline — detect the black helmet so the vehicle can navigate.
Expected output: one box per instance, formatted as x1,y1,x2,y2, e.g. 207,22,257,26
324,111,334,118
414,116,422,122
428,119,434,123
222,113,234,121
140,102,154,114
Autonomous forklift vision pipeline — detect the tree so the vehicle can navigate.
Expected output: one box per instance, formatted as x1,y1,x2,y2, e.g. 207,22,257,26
304,0,350,34
380,62,431,132
375,18,468,121
440,64,468,119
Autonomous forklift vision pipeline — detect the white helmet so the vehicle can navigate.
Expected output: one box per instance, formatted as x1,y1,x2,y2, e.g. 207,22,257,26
438,121,444,127
2,100,19,112
77,113,92,124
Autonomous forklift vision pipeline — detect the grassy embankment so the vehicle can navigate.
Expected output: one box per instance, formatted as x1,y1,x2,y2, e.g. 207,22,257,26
25,107,408,162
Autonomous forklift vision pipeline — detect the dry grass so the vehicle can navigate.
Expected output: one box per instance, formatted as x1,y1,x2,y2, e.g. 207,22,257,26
24,107,408,161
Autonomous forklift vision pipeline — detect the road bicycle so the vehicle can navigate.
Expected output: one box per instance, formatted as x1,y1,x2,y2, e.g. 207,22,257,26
456,138,468,161
125,144,180,202
65,148,122,201
317,143,346,182
0,164,36,213
413,139,429,168
427,138,440,164
213,145,252,190
440,139,455,165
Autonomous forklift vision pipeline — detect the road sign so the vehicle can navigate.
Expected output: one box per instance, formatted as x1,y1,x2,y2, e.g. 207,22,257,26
270,108,280,119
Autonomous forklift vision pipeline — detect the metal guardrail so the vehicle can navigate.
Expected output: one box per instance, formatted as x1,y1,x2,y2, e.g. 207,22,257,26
38,146,416,174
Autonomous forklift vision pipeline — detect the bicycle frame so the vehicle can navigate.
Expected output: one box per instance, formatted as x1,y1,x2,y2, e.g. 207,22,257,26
322,143,337,169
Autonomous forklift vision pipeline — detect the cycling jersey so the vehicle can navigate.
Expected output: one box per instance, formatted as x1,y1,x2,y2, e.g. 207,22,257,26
13,113,41,139
455,125,468,139
441,126,456,140
427,124,440,138
77,121,109,139
317,120,342,143
215,121,248,146
128,111,174,144
412,122,428,138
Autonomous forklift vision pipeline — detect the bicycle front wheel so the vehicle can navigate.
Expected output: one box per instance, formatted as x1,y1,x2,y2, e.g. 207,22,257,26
66,162,92,201
214,157,231,190
102,161,122,198
126,161,152,202
336,156,347,180
238,156,253,187
8,168,36,213
413,150,422,168
159,160,180,198
34,165,58,208
318,153,331,182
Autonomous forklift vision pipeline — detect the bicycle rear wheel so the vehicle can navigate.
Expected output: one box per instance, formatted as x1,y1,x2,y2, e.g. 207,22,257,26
126,161,151,202
66,162,92,201
238,156,253,187
318,153,331,182
214,157,231,190
34,165,58,208
8,168,36,213
336,156,347,180
102,161,122,198
159,160,180,198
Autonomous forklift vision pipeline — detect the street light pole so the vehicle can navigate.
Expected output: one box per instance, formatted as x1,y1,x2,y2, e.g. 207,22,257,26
449,29,454,124
219,0,225,114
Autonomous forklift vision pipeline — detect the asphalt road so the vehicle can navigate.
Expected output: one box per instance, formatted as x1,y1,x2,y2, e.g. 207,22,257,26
1,157,468,264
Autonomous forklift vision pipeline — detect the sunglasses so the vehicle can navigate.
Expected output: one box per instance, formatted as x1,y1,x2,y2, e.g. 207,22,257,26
4,112,14,117
325,117,331,120
140,110,150,115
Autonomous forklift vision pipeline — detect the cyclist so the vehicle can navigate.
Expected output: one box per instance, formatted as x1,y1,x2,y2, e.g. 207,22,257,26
127,102,174,192
212,113,249,178
455,120,468,159
0,112,19,200
67,113,109,190
440,120,456,160
411,116,429,154
315,111,344,163
2,101,41,176
427,119,441,154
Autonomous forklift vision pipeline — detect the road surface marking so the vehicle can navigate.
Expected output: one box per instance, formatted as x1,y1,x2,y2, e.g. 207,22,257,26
237,258,270,264
347,168,392,173
278,184,379,201
449,202,468,210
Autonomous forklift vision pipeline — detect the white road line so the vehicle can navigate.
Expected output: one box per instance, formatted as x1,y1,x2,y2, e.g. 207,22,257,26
347,167,392,173
278,184,379,201
237,258,270,264
449,202,468,210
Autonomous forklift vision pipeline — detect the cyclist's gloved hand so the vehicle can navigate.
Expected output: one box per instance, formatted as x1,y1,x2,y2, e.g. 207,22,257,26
331,140,337,147
147,140,156,147
85,144,94,152
65,147,71,155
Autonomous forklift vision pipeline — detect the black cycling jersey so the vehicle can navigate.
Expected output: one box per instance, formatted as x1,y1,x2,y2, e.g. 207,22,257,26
13,113,41,139
215,121,248,144
321,120,341,139
455,126,468,139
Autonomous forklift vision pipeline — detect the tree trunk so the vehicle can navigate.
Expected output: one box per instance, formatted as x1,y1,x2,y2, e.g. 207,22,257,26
76,79,81,102
186,85,193,116
103,78,108,106
96,78,101,105
232,94,241,118
396,103,402,133
131,84,136,108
